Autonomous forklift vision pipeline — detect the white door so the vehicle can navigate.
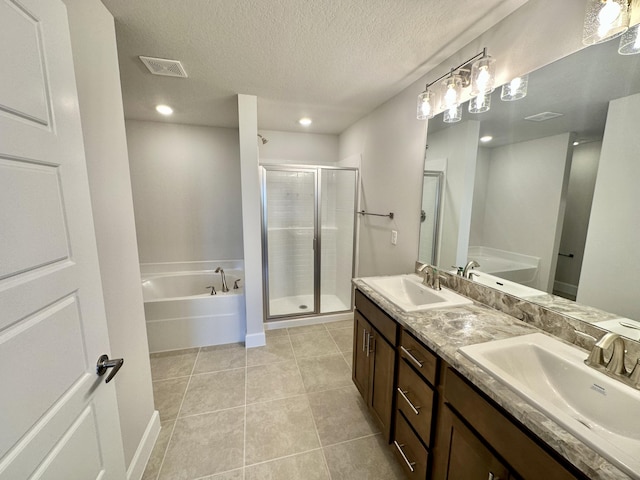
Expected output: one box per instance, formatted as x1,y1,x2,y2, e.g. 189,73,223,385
0,0,126,478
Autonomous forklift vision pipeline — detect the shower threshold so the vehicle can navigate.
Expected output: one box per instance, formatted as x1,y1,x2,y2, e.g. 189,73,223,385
269,294,350,318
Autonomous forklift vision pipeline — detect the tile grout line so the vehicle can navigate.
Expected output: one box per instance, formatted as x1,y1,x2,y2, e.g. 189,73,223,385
289,328,333,480
243,337,248,480
155,346,201,480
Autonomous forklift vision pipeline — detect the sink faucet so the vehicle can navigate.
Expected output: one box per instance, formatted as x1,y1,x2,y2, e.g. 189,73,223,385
585,332,627,375
462,260,480,279
417,264,442,290
215,267,229,293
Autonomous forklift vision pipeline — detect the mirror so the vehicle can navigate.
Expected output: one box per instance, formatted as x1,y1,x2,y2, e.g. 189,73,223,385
420,38,640,340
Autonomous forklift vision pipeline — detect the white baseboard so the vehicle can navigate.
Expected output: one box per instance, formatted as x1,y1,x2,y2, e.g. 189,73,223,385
245,331,266,348
553,280,578,297
126,410,161,480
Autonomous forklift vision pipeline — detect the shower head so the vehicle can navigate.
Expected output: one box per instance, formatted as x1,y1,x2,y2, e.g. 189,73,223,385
257,134,268,144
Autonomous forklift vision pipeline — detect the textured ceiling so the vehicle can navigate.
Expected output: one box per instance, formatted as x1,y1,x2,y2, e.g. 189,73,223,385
101,0,528,134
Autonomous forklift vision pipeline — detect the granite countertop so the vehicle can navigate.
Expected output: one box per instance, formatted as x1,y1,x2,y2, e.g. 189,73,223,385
352,277,632,480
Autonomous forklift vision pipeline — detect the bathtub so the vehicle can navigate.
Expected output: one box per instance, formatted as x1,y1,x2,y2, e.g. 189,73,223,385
142,270,245,352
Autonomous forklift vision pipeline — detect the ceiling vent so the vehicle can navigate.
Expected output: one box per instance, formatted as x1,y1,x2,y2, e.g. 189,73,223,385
523,111,564,122
139,56,188,78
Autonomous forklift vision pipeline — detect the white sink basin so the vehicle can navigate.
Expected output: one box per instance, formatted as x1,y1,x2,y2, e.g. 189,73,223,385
361,274,472,312
460,333,640,478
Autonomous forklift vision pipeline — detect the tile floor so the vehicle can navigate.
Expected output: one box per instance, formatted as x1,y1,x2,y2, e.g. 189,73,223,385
143,320,406,480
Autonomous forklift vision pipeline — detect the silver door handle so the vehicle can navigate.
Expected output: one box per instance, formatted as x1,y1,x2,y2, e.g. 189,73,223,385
393,441,415,472
365,331,371,357
97,354,124,383
362,328,367,352
397,388,421,415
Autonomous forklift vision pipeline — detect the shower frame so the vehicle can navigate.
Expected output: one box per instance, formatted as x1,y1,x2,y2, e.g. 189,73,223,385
260,164,359,321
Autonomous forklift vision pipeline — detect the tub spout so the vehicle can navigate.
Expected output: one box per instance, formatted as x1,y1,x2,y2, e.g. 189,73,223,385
215,267,229,292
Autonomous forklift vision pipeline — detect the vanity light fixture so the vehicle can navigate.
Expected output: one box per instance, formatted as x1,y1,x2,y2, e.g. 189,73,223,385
583,0,630,45
480,135,493,143
619,23,640,53
416,48,495,121
501,74,529,101
443,104,462,123
155,104,173,115
299,117,312,126
469,92,492,113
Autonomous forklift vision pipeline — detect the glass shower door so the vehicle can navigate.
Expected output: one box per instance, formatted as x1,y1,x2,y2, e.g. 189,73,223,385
263,168,317,317
319,169,357,313
419,171,444,265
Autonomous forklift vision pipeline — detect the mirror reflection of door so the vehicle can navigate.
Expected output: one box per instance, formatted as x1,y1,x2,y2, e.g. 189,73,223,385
419,171,444,265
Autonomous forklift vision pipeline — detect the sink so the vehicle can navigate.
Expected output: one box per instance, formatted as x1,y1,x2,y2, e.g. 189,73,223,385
459,333,640,478
361,274,472,312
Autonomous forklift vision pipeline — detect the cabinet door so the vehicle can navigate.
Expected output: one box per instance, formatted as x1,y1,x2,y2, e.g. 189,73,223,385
435,405,510,480
352,311,370,399
369,330,396,441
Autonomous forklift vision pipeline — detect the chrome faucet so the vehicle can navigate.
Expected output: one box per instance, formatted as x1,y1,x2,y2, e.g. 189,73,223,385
215,267,229,293
462,260,480,279
417,264,442,290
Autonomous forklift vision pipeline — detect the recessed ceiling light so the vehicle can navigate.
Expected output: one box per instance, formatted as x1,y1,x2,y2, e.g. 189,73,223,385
480,135,493,143
156,104,173,115
573,141,580,146
299,117,312,126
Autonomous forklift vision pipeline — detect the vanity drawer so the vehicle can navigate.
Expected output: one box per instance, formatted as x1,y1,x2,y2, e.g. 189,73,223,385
399,329,438,386
355,289,398,345
397,358,435,446
393,410,429,479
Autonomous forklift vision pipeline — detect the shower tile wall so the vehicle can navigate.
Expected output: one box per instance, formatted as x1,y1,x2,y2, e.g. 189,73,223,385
266,171,315,302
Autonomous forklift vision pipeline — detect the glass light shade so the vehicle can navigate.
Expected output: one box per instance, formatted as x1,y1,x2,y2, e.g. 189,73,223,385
470,56,496,96
469,92,492,113
501,74,529,101
443,104,462,123
619,24,640,54
440,75,463,110
417,90,436,120
583,0,629,45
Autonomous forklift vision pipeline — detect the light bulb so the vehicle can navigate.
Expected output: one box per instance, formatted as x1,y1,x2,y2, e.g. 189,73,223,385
443,104,462,123
417,90,435,120
583,0,629,45
509,77,522,91
619,24,640,54
155,104,173,115
471,55,496,96
501,74,528,101
299,117,312,126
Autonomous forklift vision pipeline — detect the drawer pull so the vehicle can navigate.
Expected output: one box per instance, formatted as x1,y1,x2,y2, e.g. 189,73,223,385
400,346,424,368
397,388,421,415
362,328,367,352
393,440,416,472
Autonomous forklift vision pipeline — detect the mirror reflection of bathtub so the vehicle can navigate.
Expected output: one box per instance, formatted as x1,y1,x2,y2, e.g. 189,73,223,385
141,265,245,352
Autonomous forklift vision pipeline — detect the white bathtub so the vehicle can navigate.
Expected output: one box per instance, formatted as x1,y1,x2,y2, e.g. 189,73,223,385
142,270,245,352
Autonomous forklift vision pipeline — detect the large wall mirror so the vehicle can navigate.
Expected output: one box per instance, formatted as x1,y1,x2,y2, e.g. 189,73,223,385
419,38,640,340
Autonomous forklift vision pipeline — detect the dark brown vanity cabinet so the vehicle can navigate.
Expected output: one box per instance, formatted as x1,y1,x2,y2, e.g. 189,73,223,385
353,291,398,440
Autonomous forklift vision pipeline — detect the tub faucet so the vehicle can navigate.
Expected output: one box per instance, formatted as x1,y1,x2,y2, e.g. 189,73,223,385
462,260,480,279
215,267,229,293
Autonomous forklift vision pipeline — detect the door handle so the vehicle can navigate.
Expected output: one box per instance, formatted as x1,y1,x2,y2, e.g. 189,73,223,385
96,354,124,383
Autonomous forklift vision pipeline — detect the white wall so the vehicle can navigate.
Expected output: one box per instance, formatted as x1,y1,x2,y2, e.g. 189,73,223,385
64,0,157,475
126,121,243,264
555,141,601,292
579,93,640,319
258,130,339,165
426,121,480,268
480,134,573,291
338,0,588,277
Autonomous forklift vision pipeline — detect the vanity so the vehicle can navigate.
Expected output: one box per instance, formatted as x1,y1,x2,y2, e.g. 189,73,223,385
352,271,638,480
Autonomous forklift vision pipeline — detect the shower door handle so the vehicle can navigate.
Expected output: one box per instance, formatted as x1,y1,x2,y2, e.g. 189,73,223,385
312,237,317,250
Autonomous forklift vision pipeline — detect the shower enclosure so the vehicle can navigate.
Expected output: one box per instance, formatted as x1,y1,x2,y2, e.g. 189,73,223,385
261,165,358,320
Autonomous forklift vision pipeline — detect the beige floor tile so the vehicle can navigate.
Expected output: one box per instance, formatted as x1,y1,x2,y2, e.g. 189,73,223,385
290,331,339,359
193,343,245,374
297,354,353,393
308,385,379,446
201,468,244,479
247,335,294,366
324,319,354,330
159,407,244,480
287,323,326,336
323,435,405,480
265,327,289,337
328,327,354,353
246,361,305,404
141,420,174,480
245,450,329,480
179,368,245,417
152,377,189,422
343,351,353,370
150,348,199,381
245,396,320,465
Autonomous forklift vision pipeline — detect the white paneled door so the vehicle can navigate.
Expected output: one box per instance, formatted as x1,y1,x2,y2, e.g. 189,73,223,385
0,0,126,478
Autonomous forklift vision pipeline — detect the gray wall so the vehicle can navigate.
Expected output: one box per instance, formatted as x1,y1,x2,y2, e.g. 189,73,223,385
579,93,640,319
65,0,156,471
126,120,244,264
